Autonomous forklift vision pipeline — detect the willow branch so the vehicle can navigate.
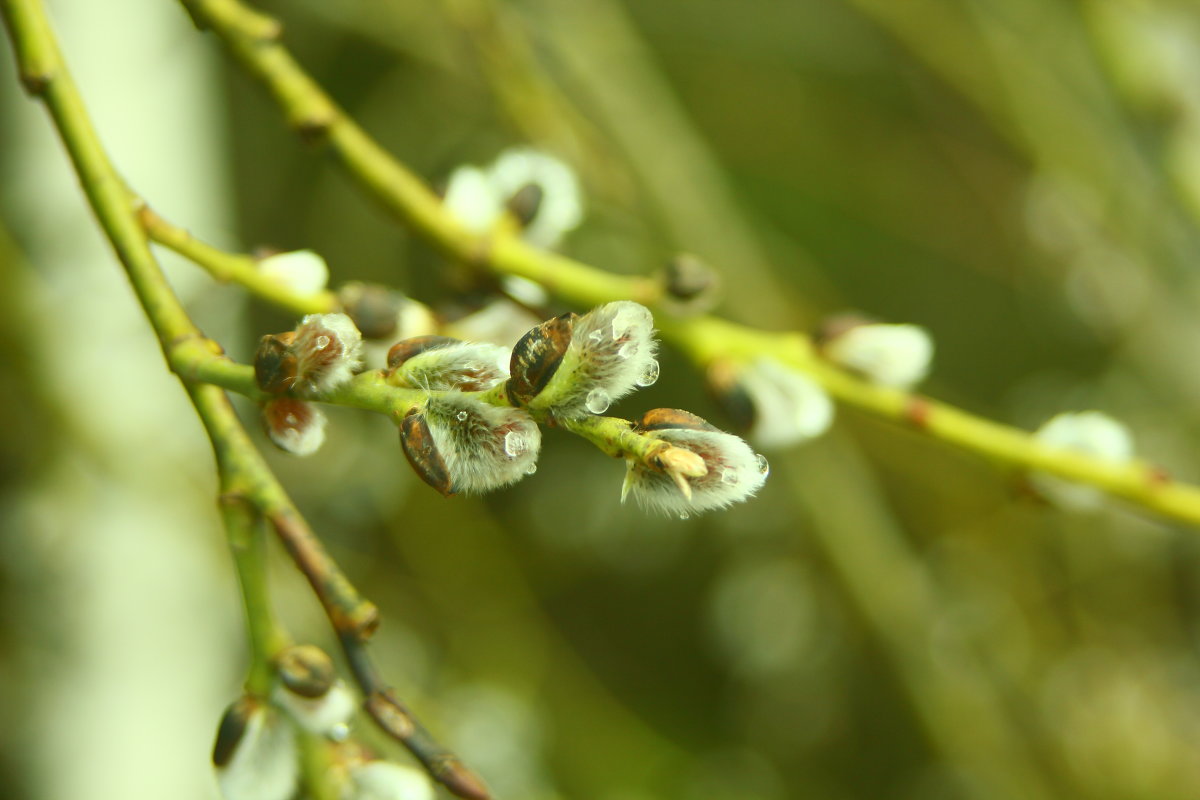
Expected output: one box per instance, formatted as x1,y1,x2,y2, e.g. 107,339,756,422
139,203,339,317
176,0,1200,531
0,3,486,796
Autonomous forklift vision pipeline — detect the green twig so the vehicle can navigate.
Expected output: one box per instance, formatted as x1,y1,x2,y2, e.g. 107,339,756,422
0,3,487,796
139,203,339,317
179,0,1200,531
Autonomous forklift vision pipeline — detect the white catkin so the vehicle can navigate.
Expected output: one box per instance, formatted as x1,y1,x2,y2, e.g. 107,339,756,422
392,341,510,392
536,301,658,419
272,680,356,739
741,358,835,448
1030,411,1134,510
625,426,767,515
424,394,542,494
216,707,298,800
294,312,364,393
824,322,934,389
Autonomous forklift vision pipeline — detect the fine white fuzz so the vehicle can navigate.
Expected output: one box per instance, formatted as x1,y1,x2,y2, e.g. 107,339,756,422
405,394,542,495
256,249,330,296
1031,411,1135,510
823,322,934,389
443,147,583,249
489,147,583,248
292,312,364,393
392,340,510,392
348,761,436,800
214,700,298,800
272,679,356,740
624,414,769,517
740,358,834,448
535,301,659,419
262,397,327,457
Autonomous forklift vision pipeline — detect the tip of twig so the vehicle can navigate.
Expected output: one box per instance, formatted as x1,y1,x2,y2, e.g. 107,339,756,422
434,759,492,800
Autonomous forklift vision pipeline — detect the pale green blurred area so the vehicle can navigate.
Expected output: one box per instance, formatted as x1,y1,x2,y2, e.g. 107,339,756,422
5,1,1200,799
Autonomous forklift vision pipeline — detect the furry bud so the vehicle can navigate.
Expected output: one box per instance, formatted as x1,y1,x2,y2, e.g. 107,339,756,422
711,358,834,449
261,397,327,456
387,337,509,392
339,282,437,342
213,696,298,800
256,249,329,296
818,314,934,389
400,394,541,496
622,408,768,517
1031,411,1134,510
290,313,364,393
348,760,436,800
508,301,658,420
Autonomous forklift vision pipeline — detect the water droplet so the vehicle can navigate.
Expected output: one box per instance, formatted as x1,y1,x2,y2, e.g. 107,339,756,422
504,431,527,457
455,410,469,422
720,468,739,486
585,388,611,414
678,511,690,520
315,335,331,349
755,454,770,475
329,722,350,743
635,359,660,387
524,464,538,475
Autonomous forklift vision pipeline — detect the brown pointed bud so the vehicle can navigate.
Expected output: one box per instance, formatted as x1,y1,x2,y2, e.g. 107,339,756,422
276,644,336,699
506,312,576,407
661,253,720,312
254,331,298,393
213,695,259,768
635,407,718,433
506,182,545,228
400,409,455,496
338,282,407,340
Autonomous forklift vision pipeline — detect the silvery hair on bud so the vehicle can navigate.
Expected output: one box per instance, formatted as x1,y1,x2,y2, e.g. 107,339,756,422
213,698,298,800
391,339,510,392
292,312,364,393
422,394,542,494
537,301,659,419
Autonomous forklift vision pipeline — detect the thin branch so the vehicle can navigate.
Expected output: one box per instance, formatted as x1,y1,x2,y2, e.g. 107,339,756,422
0,3,488,796
179,0,1200,531
139,203,339,317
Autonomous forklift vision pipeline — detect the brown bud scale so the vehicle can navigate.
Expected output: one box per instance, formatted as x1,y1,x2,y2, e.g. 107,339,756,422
635,408,719,433
212,695,259,768
276,644,336,699
506,312,576,407
254,331,298,394
400,410,455,496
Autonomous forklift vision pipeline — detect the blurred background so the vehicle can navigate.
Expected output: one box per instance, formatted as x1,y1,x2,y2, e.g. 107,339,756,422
5,0,1200,798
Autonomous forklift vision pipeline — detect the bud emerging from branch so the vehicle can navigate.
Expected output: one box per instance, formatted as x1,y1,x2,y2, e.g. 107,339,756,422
387,336,509,392
400,394,541,496
213,696,298,800
271,644,355,741
256,249,330,296
622,409,768,517
261,397,327,456
254,314,364,395
508,301,658,420
817,314,934,389
348,760,436,800
660,253,720,314
712,358,834,448
1031,411,1134,510
443,147,583,249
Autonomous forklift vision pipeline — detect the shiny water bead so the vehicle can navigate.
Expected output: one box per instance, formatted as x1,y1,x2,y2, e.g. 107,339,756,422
585,388,611,414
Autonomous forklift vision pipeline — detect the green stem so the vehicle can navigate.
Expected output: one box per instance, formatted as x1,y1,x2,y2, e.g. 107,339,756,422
180,0,1200,531
139,204,339,317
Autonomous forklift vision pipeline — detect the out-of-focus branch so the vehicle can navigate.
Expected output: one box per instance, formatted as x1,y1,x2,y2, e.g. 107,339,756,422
0,3,488,796
177,0,1200,531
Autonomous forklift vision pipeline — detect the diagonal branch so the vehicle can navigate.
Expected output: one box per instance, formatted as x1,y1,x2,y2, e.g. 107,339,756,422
0,2,488,796
180,0,1200,530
